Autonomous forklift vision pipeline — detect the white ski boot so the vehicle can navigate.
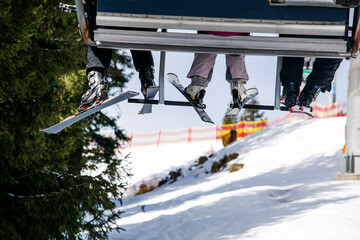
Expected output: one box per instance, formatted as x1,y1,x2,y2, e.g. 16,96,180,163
226,79,258,117
229,79,247,106
185,76,210,108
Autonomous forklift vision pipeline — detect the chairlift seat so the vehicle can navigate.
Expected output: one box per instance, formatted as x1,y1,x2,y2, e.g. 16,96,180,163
74,0,360,112
80,0,358,58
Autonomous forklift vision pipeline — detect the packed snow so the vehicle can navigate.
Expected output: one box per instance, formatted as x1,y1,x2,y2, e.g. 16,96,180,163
110,117,360,240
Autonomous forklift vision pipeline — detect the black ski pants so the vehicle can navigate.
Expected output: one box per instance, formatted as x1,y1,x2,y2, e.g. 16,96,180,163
280,57,342,92
86,45,154,75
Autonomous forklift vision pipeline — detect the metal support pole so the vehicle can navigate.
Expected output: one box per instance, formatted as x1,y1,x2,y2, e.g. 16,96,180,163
75,0,90,43
158,29,167,104
336,56,360,180
350,154,355,173
346,57,360,173
158,51,166,104
274,57,282,110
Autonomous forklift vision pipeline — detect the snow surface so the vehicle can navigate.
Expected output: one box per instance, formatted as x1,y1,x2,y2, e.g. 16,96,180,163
110,117,360,240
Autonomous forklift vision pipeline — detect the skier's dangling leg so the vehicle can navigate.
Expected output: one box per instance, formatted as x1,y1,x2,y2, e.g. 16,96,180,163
131,49,156,98
139,65,156,97
78,69,109,112
185,75,210,107
282,81,300,111
186,53,216,107
299,81,321,109
228,79,247,108
225,54,250,108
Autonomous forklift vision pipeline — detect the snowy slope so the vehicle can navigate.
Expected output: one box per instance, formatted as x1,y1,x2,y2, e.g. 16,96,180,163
118,141,223,189
110,117,360,240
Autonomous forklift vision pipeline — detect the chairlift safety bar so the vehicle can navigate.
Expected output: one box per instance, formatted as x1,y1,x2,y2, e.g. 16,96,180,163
96,14,346,37
93,29,349,57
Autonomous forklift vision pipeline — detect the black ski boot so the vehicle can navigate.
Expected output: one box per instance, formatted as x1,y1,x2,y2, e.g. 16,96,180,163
139,66,156,97
298,84,321,115
282,82,299,110
78,70,108,112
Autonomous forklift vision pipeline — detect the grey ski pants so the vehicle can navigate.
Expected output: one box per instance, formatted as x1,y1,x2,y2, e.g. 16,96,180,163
187,53,249,82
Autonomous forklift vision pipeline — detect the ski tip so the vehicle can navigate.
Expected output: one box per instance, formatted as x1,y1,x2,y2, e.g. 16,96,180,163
302,112,314,118
166,73,177,77
201,117,214,124
166,73,178,81
138,112,151,115
247,88,259,96
39,128,56,134
128,91,140,96
39,128,49,133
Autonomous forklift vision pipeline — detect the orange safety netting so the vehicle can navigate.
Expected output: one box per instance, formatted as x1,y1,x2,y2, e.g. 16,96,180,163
122,102,346,148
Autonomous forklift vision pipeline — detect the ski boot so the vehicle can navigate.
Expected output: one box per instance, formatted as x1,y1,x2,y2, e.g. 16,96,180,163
229,79,247,109
282,82,300,112
139,66,156,97
78,70,108,112
298,84,320,117
185,76,210,108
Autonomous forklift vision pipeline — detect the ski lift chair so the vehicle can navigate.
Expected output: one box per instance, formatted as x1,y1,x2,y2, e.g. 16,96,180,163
70,0,360,112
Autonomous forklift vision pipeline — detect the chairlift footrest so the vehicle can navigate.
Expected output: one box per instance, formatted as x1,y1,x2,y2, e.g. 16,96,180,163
128,99,289,111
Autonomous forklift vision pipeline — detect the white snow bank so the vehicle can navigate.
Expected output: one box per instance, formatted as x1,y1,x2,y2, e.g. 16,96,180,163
110,117,360,240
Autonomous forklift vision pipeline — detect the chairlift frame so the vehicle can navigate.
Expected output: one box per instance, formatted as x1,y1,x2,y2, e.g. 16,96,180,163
75,0,360,112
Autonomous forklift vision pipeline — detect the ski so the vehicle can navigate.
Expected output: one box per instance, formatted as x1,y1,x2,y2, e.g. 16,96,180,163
166,73,214,124
298,105,314,117
59,3,77,13
138,86,160,114
40,91,139,134
226,88,259,117
280,99,314,117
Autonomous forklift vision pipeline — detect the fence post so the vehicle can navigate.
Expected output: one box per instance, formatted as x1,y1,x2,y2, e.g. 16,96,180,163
129,131,133,148
188,127,192,143
216,125,219,141
157,130,162,147
241,121,245,138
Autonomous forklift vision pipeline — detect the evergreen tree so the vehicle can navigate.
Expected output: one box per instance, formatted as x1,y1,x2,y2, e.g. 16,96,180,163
0,1,133,239
222,98,266,124
239,98,266,122
222,102,238,125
